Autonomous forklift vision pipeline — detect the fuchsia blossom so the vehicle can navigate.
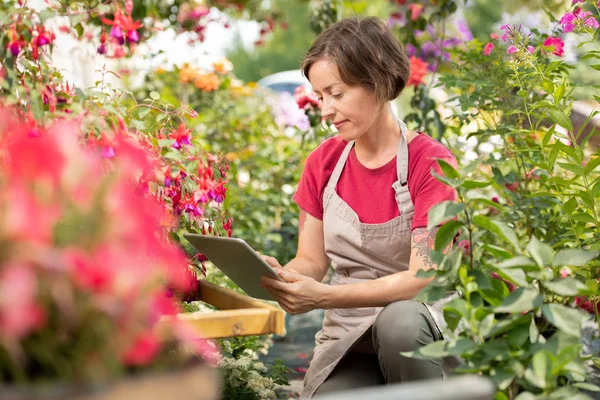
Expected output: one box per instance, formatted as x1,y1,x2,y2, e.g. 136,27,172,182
543,37,565,57
507,45,517,54
527,45,535,54
483,42,494,55
169,123,192,149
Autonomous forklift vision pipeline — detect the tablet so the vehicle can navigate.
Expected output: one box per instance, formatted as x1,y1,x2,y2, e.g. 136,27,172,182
183,233,282,301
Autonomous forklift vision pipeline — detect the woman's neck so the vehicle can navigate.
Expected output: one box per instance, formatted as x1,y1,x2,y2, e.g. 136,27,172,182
354,105,401,168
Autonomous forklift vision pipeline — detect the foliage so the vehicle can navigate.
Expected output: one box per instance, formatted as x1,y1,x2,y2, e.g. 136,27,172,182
402,1,600,398
0,0,293,389
226,0,316,82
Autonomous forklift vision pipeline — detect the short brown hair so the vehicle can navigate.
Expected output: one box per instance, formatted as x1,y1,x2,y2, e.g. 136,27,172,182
301,16,411,102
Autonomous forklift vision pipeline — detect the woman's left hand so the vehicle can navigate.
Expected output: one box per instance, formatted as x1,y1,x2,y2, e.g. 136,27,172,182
261,269,329,315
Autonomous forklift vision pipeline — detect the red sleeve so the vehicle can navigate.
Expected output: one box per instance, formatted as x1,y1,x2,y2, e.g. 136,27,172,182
411,157,459,230
293,150,324,220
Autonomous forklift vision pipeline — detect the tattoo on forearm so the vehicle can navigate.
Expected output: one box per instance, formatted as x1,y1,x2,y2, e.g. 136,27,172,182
299,210,308,232
412,227,439,268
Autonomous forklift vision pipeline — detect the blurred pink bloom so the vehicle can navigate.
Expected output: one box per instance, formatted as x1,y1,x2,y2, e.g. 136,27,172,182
0,265,46,338
507,45,517,54
408,3,424,21
294,86,320,110
121,331,161,366
490,33,500,40
543,37,565,57
483,42,494,55
527,45,535,54
457,240,470,255
572,0,585,3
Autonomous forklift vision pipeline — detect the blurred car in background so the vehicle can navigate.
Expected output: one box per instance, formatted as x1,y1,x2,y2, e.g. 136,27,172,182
257,69,310,94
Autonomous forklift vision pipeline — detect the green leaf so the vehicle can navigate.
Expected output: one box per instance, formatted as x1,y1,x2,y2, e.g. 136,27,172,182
573,382,600,392
591,64,600,71
558,162,585,176
543,125,556,146
493,268,528,287
532,350,549,388
435,220,463,251
436,159,460,179
526,236,554,267
149,91,161,100
496,256,537,269
549,109,573,132
530,315,539,343
473,215,520,251
553,249,599,267
427,201,464,230
571,212,596,224
584,157,600,175
563,197,577,215
138,108,151,119
543,278,588,296
542,303,587,337
494,288,543,313
462,180,491,189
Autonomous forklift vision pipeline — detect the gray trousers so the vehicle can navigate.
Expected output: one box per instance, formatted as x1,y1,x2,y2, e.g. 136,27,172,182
314,300,443,397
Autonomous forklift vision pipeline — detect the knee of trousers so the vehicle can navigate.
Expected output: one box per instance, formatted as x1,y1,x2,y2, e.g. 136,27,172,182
372,300,434,353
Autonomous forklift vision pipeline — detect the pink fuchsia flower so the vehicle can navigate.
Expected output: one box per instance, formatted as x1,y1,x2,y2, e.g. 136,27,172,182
543,37,565,57
483,42,494,55
223,217,233,237
68,248,117,294
490,33,500,40
121,331,161,366
408,3,424,21
527,45,535,54
507,45,517,54
169,124,192,149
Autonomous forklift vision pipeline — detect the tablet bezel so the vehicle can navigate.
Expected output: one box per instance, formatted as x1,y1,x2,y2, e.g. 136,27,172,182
183,233,282,301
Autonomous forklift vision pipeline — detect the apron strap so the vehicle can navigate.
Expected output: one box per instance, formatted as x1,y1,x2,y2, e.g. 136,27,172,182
393,119,415,217
325,140,354,191
396,119,409,185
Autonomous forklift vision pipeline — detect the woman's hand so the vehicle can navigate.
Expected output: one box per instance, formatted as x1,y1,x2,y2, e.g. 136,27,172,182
261,269,329,315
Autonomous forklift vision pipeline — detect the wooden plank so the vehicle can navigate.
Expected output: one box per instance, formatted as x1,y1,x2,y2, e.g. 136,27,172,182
172,280,286,339
195,280,279,312
176,308,285,338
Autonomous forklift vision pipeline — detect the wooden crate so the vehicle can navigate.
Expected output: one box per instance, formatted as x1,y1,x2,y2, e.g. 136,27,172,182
167,280,286,339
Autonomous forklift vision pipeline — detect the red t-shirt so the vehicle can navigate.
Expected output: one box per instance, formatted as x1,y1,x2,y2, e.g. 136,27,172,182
293,134,458,230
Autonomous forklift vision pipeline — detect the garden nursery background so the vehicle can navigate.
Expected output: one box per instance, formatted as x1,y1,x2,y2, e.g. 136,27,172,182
0,0,600,399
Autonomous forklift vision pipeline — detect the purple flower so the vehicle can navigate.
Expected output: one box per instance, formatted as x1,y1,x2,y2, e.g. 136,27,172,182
97,44,107,55
405,43,417,57
457,19,473,41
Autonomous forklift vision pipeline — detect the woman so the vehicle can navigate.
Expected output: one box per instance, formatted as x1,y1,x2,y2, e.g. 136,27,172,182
260,16,458,399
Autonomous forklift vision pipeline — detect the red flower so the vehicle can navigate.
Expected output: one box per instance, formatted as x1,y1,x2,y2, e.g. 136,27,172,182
223,218,233,237
294,86,320,110
121,331,161,366
407,56,428,87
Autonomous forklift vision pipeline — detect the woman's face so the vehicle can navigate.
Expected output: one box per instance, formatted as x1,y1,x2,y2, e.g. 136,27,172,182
308,59,384,141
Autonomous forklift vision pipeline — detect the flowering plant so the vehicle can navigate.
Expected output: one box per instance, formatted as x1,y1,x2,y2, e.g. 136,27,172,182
0,111,220,385
403,1,600,398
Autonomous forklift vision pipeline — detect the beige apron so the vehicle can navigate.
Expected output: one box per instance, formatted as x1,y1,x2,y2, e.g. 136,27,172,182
301,119,452,399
